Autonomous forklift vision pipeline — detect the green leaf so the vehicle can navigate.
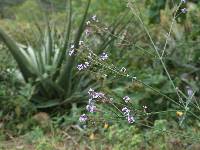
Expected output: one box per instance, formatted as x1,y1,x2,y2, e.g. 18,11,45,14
0,28,36,81
57,0,91,96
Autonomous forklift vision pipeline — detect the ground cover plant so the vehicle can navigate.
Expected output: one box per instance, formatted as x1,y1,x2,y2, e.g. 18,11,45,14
0,0,200,149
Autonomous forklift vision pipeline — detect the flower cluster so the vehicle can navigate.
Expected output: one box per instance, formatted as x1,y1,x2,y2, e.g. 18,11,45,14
122,107,130,116
77,62,90,71
79,89,135,124
86,88,107,113
79,114,88,122
181,8,187,13
77,51,108,71
88,88,105,99
79,89,108,123
86,89,98,113
123,96,131,103
122,107,135,124
100,52,108,61
180,0,187,14
86,104,96,113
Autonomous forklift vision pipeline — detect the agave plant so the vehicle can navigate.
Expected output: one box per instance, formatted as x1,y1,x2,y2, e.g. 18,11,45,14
0,0,98,109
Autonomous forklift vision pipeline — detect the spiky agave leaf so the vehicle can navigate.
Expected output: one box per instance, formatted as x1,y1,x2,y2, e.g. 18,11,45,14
0,28,39,81
57,0,91,97
0,0,98,109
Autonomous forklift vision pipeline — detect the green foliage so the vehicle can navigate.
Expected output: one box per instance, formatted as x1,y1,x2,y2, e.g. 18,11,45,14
0,0,95,109
146,0,166,24
24,127,62,150
25,127,44,144
11,0,44,22
0,1,200,149
106,125,142,149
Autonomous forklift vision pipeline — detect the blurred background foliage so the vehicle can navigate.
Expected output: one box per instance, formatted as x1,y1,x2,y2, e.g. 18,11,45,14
0,0,200,149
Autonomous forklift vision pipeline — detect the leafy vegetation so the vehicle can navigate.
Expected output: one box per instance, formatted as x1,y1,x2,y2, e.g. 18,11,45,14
0,0,97,109
0,0,200,149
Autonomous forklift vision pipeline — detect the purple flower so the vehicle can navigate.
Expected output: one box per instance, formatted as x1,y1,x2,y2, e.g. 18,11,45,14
181,8,187,13
86,104,96,113
127,115,135,124
100,52,108,60
88,89,98,99
77,64,84,71
92,92,104,99
77,62,90,71
79,114,88,122
88,98,95,105
97,92,105,98
92,92,99,99
88,88,105,99
123,96,130,103
122,107,130,116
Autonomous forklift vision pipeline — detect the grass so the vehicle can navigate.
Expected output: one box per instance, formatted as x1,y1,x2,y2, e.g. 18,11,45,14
1,121,200,150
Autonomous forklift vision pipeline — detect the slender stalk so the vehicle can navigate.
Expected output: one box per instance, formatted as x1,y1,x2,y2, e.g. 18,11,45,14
136,122,200,142
125,1,200,121
161,2,182,58
128,1,183,104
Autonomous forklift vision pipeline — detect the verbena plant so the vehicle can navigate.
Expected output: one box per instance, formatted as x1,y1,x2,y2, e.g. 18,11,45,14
77,0,200,140
0,0,100,109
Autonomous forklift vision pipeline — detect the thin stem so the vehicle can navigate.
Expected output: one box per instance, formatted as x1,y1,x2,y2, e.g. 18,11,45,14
135,122,200,142
161,2,182,58
91,24,157,58
80,41,200,121
126,1,200,121
128,0,183,105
